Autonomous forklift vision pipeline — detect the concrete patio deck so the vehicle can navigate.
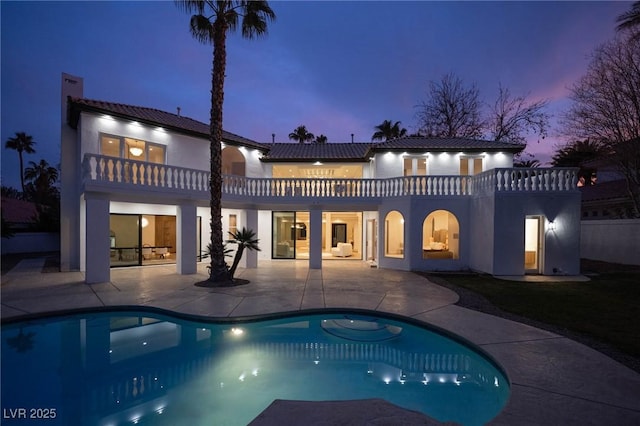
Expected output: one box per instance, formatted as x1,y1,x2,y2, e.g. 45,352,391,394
2,258,639,425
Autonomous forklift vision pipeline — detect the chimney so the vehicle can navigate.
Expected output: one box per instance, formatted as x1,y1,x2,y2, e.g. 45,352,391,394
272,133,275,144
351,133,354,143
177,107,181,117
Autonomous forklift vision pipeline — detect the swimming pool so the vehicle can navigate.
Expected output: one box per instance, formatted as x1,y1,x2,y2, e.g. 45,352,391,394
2,308,509,425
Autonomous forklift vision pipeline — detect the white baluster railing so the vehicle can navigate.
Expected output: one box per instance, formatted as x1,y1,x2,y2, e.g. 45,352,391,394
82,155,578,201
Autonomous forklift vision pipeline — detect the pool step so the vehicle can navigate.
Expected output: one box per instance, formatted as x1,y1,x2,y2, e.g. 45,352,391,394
321,317,402,342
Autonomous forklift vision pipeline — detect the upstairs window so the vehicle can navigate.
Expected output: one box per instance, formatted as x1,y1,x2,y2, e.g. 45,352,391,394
403,157,428,176
100,134,166,164
460,157,483,176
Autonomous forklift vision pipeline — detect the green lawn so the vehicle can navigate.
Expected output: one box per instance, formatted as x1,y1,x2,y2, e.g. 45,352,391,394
430,270,640,360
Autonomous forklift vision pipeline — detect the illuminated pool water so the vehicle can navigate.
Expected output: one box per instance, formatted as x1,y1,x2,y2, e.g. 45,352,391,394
2,309,509,425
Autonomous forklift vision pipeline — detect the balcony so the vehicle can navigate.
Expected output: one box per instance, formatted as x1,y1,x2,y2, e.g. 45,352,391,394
82,154,579,206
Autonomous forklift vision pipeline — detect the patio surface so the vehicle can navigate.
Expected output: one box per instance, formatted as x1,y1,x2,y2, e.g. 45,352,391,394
2,258,640,425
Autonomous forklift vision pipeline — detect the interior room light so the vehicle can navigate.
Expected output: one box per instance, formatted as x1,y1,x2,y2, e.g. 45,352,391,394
129,147,143,157
141,217,149,228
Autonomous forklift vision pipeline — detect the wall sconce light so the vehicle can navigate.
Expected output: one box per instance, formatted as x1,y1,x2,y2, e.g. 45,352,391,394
548,221,556,231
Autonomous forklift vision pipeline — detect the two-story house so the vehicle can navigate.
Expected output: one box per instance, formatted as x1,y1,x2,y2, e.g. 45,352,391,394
60,74,581,283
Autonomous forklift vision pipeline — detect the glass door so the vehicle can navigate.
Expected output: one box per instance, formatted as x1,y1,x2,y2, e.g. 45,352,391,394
110,214,141,267
273,212,296,259
524,216,542,273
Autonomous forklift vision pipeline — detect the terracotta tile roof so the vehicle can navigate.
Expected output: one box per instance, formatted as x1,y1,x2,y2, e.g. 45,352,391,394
261,143,373,162
1,197,38,224
67,97,269,151
261,137,524,161
374,136,524,152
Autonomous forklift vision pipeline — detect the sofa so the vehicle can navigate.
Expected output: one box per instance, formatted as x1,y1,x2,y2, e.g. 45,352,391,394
331,242,353,257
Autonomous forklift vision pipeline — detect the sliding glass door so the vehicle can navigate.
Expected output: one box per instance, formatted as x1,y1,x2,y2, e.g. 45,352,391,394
272,212,296,259
109,213,184,267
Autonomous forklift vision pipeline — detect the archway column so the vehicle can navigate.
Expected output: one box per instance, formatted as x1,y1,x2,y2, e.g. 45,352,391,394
243,209,258,268
309,208,323,269
84,192,110,284
177,202,197,274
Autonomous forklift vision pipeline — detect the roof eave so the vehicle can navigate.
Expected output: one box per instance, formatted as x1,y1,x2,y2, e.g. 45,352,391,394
68,99,269,152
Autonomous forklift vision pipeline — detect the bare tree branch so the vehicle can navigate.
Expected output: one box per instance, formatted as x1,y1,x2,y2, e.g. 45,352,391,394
562,34,640,216
487,84,550,145
415,73,483,138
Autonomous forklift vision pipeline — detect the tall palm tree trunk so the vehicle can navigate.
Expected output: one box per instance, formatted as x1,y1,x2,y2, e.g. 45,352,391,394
229,245,245,278
18,152,25,193
208,19,231,282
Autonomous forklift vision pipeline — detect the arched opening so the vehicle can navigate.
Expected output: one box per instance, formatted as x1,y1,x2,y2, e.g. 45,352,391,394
222,146,246,176
422,210,459,259
384,210,404,258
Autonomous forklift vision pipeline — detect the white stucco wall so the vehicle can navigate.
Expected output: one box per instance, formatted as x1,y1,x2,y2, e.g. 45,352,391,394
257,210,272,260
222,144,266,178
376,198,413,271
468,194,496,274
490,192,581,276
80,113,210,170
581,219,640,265
80,113,267,174
373,151,514,179
407,198,470,272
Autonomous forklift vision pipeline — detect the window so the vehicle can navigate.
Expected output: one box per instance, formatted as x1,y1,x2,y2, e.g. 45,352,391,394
384,210,404,258
125,138,146,159
422,210,459,260
229,214,237,237
100,133,166,164
403,157,428,176
148,144,165,164
460,157,483,176
101,135,120,157
403,158,412,176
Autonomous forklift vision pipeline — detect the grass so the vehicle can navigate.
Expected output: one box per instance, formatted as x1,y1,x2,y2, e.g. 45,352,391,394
426,260,640,364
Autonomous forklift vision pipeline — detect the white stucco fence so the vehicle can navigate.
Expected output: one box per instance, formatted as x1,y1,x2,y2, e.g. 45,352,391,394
581,219,640,266
1,232,61,255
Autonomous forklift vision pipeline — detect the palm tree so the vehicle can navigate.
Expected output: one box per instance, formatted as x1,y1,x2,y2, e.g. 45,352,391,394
552,139,604,186
514,159,541,168
24,159,59,204
314,134,328,144
5,132,36,193
177,1,275,284
24,159,58,188
288,125,315,144
617,1,640,38
227,227,260,279
371,120,407,141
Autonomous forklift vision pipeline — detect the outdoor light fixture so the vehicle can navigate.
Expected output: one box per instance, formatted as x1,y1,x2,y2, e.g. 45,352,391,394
548,221,556,231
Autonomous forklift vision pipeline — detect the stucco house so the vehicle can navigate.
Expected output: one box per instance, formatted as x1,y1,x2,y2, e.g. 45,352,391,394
60,74,581,283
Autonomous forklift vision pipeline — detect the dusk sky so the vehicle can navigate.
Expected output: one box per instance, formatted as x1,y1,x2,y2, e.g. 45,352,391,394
1,1,630,190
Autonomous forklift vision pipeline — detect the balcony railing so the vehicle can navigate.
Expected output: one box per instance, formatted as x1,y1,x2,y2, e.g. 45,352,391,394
82,154,578,201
